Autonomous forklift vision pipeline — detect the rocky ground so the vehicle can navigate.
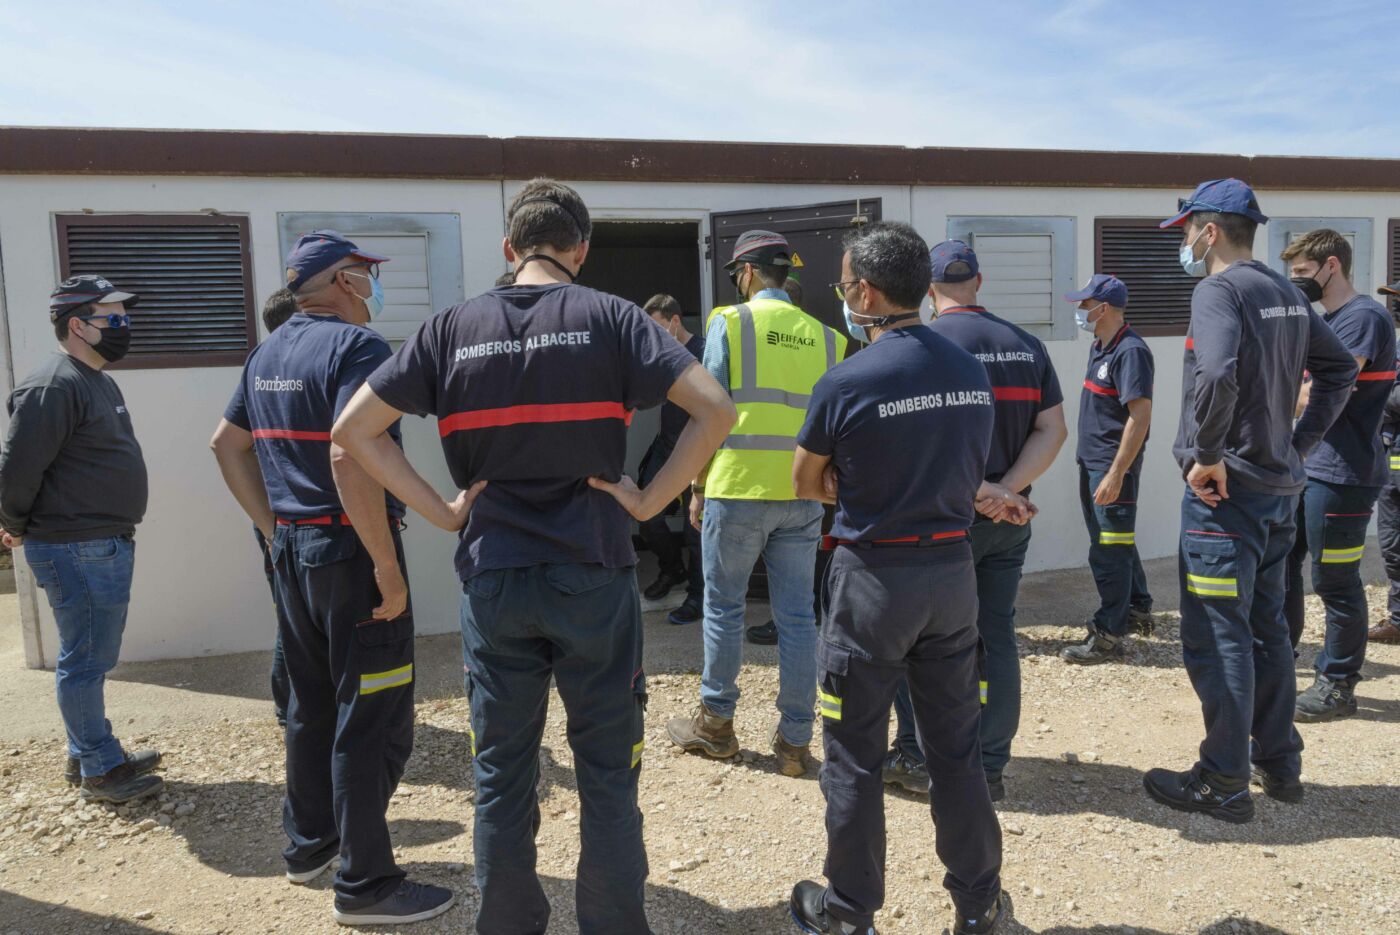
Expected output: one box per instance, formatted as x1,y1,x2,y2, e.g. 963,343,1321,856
1,558,1398,935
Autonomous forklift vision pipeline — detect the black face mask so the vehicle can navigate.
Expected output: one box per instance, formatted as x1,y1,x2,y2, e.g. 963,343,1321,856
515,253,578,282
86,324,132,362
1291,266,1333,304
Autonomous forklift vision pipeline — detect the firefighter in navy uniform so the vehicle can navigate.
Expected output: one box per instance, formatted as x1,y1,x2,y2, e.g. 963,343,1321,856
1371,279,1400,646
1060,274,1156,665
211,231,455,925
1144,179,1355,823
884,240,1067,802
788,222,1009,935
331,179,735,935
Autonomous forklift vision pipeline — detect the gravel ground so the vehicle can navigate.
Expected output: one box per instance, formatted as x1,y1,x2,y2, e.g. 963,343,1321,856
1,559,1398,935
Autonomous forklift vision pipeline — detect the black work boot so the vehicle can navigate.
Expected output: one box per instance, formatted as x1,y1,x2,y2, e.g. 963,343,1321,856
65,749,162,787
1294,675,1358,723
667,596,702,625
789,881,874,934
953,891,1013,934
643,569,688,601
1143,765,1253,823
985,773,1006,803
746,620,778,645
881,749,929,795
80,760,164,804
1128,606,1155,635
1250,765,1305,804
1060,628,1125,665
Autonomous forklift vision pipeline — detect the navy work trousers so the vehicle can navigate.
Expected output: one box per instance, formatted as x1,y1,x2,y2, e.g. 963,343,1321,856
818,544,1001,929
1283,477,1380,681
272,522,415,910
255,526,291,727
1378,470,1400,627
1178,488,1302,787
459,563,649,935
1079,465,1152,636
893,517,1031,779
638,489,702,601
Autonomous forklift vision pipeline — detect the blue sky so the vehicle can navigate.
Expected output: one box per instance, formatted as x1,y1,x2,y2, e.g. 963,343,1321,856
2,0,1398,157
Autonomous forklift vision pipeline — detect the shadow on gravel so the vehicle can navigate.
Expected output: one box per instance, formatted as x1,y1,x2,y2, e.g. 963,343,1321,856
0,890,167,933
1028,922,1293,934
1000,755,1400,845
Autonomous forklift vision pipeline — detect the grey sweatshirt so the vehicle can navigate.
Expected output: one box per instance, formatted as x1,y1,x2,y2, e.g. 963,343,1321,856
0,353,148,542
1173,261,1357,496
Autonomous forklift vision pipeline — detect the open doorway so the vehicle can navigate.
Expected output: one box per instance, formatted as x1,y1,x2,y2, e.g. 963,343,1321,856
576,220,704,332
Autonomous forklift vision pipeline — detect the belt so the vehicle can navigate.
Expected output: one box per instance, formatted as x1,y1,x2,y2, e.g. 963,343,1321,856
276,513,353,527
822,530,968,550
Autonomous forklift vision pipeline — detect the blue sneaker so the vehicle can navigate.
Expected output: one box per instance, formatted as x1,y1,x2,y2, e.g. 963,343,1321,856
333,880,455,926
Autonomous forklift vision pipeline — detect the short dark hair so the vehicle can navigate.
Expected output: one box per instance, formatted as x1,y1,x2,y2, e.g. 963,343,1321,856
741,263,788,290
53,305,88,342
1280,228,1353,280
842,221,932,310
1192,211,1258,250
643,293,683,319
262,289,298,333
506,178,591,253
783,277,804,308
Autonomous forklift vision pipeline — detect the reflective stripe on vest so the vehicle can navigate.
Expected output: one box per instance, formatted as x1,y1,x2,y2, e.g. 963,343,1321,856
706,299,845,500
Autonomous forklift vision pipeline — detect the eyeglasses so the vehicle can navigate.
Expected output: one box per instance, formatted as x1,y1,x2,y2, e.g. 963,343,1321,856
78,312,131,328
829,280,862,301
344,262,381,280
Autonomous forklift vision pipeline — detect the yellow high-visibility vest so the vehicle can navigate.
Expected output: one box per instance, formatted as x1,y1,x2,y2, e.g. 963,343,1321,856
705,298,845,500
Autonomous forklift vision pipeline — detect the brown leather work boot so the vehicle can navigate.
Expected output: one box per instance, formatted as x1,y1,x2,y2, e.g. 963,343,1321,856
770,727,812,777
667,704,739,759
1368,620,1400,644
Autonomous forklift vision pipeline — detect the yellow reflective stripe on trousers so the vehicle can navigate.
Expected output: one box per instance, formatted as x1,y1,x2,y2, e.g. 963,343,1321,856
631,739,645,768
1321,545,1364,564
819,690,842,721
979,680,988,705
1186,573,1237,598
1391,454,1400,470
360,663,413,695
1098,531,1136,546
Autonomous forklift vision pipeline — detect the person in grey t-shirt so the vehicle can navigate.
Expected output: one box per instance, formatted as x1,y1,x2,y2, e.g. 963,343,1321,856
0,275,162,804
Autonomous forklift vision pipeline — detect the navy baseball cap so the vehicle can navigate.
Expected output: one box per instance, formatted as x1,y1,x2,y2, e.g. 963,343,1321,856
929,240,979,283
1160,178,1269,229
284,230,389,293
49,274,139,321
1065,274,1129,308
724,230,792,270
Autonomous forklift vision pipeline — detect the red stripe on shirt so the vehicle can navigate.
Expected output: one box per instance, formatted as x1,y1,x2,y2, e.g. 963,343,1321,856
1357,371,1397,381
992,386,1042,402
1082,380,1119,397
1185,337,1194,350
252,429,332,441
438,401,633,437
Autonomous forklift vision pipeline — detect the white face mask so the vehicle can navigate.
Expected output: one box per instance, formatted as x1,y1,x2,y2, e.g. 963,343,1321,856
1179,228,1211,278
1074,302,1106,333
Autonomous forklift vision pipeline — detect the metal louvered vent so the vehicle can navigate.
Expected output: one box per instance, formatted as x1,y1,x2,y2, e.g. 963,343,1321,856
1095,219,1197,337
57,215,255,369
1389,219,1400,322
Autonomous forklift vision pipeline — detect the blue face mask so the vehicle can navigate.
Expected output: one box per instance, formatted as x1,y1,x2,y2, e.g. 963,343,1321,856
362,275,386,319
843,300,870,344
1178,229,1211,278
1074,302,1105,333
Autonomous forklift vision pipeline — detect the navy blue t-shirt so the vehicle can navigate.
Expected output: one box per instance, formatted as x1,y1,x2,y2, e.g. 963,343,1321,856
225,313,404,519
1077,324,1154,473
1305,295,1397,488
929,306,1063,487
367,283,696,580
797,326,994,541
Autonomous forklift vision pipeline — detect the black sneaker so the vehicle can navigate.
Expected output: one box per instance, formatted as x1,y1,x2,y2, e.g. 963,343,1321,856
1250,766,1304,804
985,773,1005,803
1060,629,1125,665
286,854,337,885
643,569,688,601
668,596,702,626
747,620,778,645
882,749,928,795
333,880,455,926
789,880,874,934
65,749,162,786
79,760,164,804
1143,766,1253,824
1128,607,1155,636
1294,675,1358,723
953,890,1012,935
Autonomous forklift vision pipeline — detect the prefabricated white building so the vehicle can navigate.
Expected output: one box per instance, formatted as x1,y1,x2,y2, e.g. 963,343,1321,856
2,127,1398,666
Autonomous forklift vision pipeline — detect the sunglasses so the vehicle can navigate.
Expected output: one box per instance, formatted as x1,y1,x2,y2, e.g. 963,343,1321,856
1177,197,1226,215
78,312,131,328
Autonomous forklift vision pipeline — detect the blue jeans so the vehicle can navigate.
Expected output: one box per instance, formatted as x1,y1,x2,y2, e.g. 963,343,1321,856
24,536,136,778
700,497,823,746
460,564,649,935
1080,465,1152,635
1179,487,1302,785
1283,477,1380,681
894,518,1032,778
